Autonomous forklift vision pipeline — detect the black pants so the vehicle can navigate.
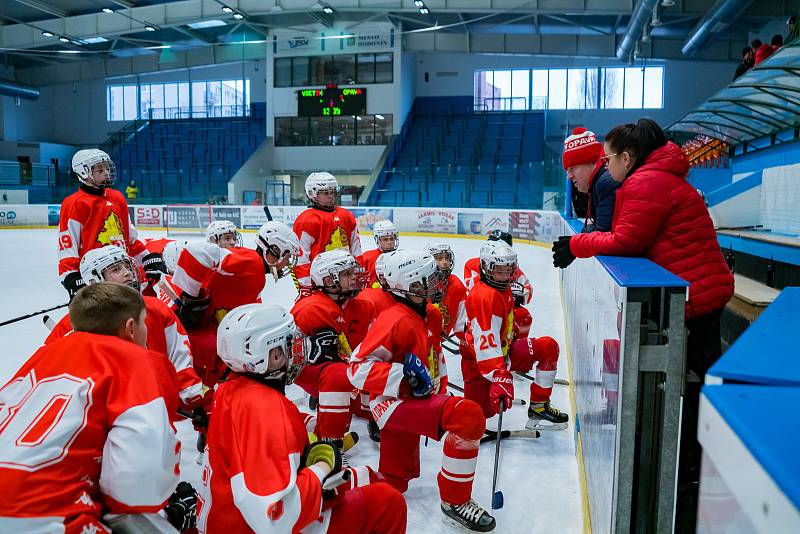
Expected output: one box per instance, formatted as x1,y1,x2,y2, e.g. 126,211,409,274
674,307,724,534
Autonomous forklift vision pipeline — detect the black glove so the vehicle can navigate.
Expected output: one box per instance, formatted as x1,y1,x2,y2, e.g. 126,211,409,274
164,481,198,532
552,236,576,269
176,292,210,331
62,271,85,300
305,329,340,365
142,252,168,283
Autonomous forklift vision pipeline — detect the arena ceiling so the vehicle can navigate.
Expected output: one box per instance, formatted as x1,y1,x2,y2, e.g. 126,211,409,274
0,0,796,78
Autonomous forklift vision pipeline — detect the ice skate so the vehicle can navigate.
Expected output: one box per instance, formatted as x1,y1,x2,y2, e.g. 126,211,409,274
526,402,569,431
441,499,496,532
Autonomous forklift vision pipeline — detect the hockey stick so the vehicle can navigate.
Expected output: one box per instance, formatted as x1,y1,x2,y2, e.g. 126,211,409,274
0,302,69,327
263,205,273,222
480,428,540,444
491,408,505,510
447,382,526,405
42,315,56,331
515,371,570,386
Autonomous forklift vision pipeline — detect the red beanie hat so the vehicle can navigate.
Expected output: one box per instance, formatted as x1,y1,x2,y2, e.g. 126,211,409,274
562,127,603,170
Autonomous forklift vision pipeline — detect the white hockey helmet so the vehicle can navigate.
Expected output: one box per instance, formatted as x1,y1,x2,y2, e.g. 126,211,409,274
162,240,190,275
79,245,140,289
310,249,367,298
426,242,455,276
205,220,243,248
373,220,399,252
374,251,392,288
257,221,301,280
72,149,116,188
479,243,518,290
305,172,339,210
217,303,304,383
382,249,445,304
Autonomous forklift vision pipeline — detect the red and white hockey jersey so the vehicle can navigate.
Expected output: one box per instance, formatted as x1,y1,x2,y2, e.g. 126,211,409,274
0,332,180,531
197,373,329,533
291,292,375,358
143,237,173,255
57,187,147,281
293,207,363,286
360,249,381,287
354,288,396,317
462,257,532,303
463,280,515,380
171,242,266,325
349,303,446,399
45,296,203,407
435,274,468,338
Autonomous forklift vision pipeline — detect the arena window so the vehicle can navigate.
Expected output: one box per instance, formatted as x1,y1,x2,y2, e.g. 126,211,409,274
274,52,393,87
106,78,250,121
274,114,392,146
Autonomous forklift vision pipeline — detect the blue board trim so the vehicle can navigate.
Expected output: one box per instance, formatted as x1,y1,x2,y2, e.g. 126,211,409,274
717,234,800,267
708,287,800,385
703,385,800,509
705,170,762,207
596,256,689,288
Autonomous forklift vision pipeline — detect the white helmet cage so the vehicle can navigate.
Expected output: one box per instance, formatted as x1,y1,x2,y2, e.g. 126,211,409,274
206,220,243,248
257,221,301,281
310,249,368,298
374,251,393,288
305,172,339,209
372,220,399,252
79,245,140,290
479,243,518,291
162,240,189,275
382,249,445,304
216,303,304,382
426,242,455,277
72,149,117,188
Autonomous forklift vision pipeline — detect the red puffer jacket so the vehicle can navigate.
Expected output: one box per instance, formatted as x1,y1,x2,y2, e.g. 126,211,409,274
569,142,734,320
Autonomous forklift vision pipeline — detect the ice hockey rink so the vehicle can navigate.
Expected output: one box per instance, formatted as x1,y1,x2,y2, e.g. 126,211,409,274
0,228,582,533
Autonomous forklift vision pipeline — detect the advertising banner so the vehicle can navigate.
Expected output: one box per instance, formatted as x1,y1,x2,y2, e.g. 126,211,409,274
350,208,393,232
0,205,48,226
509,210,560,243
212,207,242,228
165,206,204,230
241,206,271,229
133,205,164,227
48,205,60,226
412,209,457,234
457,212,484,235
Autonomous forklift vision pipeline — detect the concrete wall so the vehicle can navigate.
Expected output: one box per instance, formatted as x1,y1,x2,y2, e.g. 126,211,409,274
414,52,737,140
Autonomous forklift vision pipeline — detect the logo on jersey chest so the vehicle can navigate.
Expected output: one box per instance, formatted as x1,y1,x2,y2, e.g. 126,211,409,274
97,212,125,249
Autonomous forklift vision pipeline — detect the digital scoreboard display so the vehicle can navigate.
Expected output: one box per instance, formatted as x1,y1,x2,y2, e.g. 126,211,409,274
298,87,367,117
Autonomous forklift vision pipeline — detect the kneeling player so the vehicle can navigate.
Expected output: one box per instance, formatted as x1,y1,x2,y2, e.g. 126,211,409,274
349,250,496,532
292,250,374,445
427,242,467,341
197,303,406,534
462,243,568,430
362,220,399,285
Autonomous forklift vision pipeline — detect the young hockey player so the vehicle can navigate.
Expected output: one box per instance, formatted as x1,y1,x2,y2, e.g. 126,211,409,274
45,245,204,408
293,172,363,286
291,250,374,444
0,283,183,532
197,303,407,534
427,242,467,340
57,149,162,299
462,243,569,430
205,220,243,249
357,252,397,314
361,220,399,284
348,249,496,532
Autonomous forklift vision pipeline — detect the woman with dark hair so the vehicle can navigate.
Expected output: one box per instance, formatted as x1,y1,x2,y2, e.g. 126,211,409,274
552,118,734,533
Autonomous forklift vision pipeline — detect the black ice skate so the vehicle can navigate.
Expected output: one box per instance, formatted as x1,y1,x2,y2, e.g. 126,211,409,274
525,402,569,431
367,419,381,442
441,499,496,532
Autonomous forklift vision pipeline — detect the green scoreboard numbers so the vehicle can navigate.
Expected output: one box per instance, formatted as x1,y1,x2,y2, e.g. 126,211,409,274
298,87,367,117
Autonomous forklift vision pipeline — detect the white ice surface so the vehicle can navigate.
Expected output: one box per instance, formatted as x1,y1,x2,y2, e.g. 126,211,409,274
0,229,582,534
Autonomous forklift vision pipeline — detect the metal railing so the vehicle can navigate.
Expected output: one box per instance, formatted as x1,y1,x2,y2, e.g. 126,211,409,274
142,105,252,120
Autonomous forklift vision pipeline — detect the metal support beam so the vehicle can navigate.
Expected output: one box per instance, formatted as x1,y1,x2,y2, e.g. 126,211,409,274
12,0,68,18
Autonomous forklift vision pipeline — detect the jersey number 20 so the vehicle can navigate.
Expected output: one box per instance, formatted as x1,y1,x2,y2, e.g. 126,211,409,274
0,372,94,471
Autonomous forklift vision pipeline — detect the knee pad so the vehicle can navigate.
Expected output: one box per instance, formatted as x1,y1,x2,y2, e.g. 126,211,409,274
509,338,535,373
534,336,560,367
443,397,486,440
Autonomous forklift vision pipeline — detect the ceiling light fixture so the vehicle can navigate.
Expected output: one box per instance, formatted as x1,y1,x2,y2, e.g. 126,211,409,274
42,31,54,37
144,25,156,31
102,8,114,14
322,5,334,14
419,7,430,14
414,0,424,6
233,12,245,19
59,36,70,42
221,6,234,13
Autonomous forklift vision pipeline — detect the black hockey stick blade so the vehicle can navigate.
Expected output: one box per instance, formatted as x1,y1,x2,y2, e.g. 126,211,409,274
263,206,273,221
481,429,540,444
514,371,569,386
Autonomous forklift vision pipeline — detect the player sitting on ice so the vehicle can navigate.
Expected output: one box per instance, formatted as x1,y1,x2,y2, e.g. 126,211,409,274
197,303,406,534
57,149,160,300
293,172,363,287
45,245,204,410
0,283,193,533
349,249,497,532
464,231,534,339
427,242,468,342
205,220,243,249
362,220,400,285
462,243,569,431
291,249,374,449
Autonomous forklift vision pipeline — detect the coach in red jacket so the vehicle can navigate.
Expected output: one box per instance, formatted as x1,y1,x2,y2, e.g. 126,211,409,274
552,118,733,534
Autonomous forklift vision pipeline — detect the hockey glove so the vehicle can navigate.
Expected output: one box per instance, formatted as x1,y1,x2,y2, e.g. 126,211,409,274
176,292,210,331
511,282,529,307
303,440,343,475
142,252,169,283
62,271,85,300
490,368,515,410
403,353,433,398
164,481,198,532
552,236,576,269
305,329,340,365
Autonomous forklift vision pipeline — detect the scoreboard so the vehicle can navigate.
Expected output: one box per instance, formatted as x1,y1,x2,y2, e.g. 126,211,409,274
298,87,367,117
